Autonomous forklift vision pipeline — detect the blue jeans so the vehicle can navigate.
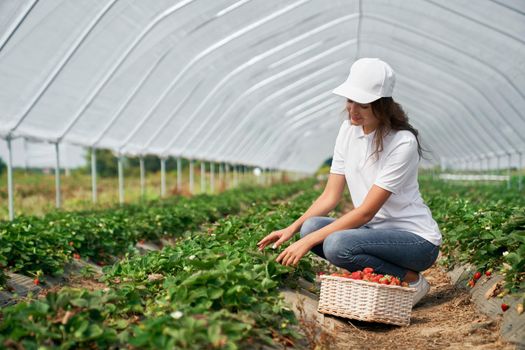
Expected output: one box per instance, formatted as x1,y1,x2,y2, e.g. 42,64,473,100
300,216,439,279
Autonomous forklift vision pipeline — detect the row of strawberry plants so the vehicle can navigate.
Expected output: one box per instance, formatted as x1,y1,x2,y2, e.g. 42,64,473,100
0,180,314,290
0,184,322,349
420,179,525,294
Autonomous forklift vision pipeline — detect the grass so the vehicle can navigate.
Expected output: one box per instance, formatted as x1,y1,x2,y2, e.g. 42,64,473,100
0,169,281,220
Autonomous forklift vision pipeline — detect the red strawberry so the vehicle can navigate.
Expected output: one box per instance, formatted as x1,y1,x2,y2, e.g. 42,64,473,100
350,271,362,280
318,272,325,275
73,253,80,260
501,303,509,312
379,277,390,285
363,267,374,274
33,278,39,286
485,270,492,277
391,277,401,286
468,280,475,288
372,275,382,283
473,272,482,280
139,239,145,244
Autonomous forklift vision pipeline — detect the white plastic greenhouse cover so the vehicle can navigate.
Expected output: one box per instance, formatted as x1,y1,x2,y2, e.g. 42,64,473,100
1,0,524,173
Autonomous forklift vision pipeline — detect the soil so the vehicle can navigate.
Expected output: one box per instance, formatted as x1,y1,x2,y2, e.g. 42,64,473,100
283,264,516,350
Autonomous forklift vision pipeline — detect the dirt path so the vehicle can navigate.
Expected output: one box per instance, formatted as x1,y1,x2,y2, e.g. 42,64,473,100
282,263,515,350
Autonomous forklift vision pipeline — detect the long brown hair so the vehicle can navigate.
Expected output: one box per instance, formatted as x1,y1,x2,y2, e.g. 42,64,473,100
369,97,424,160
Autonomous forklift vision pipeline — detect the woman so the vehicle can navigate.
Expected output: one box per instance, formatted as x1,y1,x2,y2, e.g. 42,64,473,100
257,58,441,306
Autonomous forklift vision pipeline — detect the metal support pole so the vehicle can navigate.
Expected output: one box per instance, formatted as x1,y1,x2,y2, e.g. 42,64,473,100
200,161,205,193
6,138,14,220
118,155,124,205
210,162,215,194
177,157,182,192
507,153,512,190
225,163,230,189
91,147,97,203
161,157,166,197
189,159,194,194
519,152,523,191
219,162,224,191
140,157,145,199
233,165,238,187
55,143,61,209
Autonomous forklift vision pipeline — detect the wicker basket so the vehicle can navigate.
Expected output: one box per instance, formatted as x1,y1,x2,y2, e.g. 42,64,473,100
317,275,416,326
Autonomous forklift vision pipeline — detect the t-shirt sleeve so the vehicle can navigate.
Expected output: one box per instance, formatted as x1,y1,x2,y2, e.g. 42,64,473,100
329,122,347,175
374,137,419,195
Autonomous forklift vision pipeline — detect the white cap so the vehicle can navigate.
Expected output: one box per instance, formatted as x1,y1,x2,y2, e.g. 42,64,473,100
332,58,395,104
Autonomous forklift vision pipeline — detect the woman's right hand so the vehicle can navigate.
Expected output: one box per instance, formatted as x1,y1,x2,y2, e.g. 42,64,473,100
257,227,295,251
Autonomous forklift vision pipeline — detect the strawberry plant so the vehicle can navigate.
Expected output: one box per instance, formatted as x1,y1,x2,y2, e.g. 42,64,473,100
0,181,322,348
0,180,314,290
420,178,525,294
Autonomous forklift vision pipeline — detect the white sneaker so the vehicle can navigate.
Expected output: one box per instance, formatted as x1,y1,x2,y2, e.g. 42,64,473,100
410,273,430,307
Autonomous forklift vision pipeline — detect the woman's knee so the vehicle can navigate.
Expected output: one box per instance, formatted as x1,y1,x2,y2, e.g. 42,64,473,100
299,216,334,238
322,232,348,264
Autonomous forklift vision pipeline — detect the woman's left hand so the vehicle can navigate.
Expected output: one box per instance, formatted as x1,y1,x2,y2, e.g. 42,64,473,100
275,238,314,266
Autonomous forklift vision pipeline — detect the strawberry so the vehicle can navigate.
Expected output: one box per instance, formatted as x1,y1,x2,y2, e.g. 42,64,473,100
139,239,145,245
73,253,80,260
350,271,363,280
501,303,509,312
468,280,475,288
473,272,482,280
391,277,401,286
68,241,74,247
485,270,492,277
363,267,374,274
379,277,390,285
33,278,39,286
372,275,381,283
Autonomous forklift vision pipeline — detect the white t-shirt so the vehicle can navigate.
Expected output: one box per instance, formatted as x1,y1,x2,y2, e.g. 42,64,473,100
330,120,442,246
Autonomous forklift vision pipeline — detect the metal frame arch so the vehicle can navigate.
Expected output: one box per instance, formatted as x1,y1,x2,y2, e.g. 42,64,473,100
260,104,446,171
231,97,342,163
228,68,485,168
396,76,493,157
154,12,359,157
424,0,525,46
214,78,340,161
107,0,317,155
364,39,525,151
203,70,344,160
176,42,355,158
90,47,175,148
0,0,39,53
363,12,525,122
4,0,119,139
54,0,203,143
395,92,474,160
360,38,519,155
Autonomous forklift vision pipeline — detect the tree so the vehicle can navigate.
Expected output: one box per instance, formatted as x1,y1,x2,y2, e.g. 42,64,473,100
85,149,119,177
0,156,6,175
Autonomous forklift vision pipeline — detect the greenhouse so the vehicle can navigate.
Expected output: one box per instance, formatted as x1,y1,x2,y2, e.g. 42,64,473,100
0,0,524,349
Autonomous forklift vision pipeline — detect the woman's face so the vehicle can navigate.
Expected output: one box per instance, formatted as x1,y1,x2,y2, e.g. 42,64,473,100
346,99,379,133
